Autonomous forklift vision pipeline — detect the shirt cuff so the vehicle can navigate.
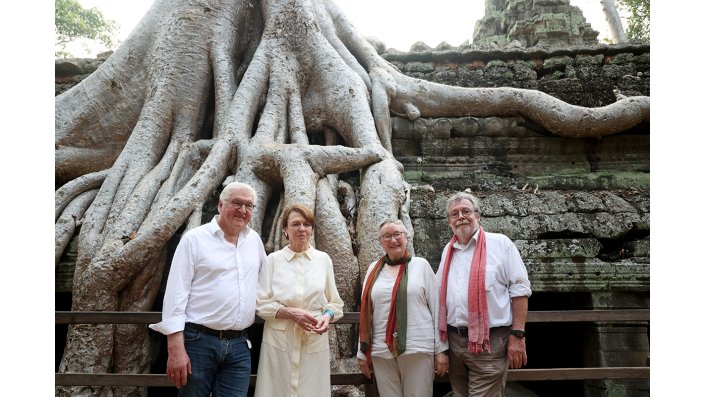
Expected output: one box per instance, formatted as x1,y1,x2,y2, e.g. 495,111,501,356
148,316,185,335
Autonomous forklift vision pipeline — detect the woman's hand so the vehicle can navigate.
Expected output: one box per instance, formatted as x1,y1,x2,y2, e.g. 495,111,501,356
312,312,331,334
357,358,373,379
277,307,318,332
434,352,449,377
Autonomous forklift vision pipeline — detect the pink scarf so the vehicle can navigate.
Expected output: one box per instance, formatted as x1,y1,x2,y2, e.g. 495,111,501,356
439,226,490,354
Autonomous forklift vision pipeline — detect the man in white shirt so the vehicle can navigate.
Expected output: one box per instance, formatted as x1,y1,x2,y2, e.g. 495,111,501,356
436,191,531,397
150,182,266,397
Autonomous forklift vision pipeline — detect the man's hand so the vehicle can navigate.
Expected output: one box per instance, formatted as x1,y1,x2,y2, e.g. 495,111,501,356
434,352,449,377
312,312,332,334
508,334,527,369
357,358,373,379
166,332,191,388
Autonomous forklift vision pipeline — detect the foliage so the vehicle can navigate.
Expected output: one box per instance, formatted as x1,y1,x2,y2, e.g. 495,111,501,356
55,0,119,57
615,0,650,41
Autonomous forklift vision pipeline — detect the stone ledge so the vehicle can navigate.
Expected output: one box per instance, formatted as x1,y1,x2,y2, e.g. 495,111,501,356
528,259,650,292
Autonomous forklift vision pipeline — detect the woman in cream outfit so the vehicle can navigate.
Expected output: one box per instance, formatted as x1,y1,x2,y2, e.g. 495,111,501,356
255,204,344,397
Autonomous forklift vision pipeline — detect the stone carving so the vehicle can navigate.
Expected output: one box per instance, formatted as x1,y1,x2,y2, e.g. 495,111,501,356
474,0,600,47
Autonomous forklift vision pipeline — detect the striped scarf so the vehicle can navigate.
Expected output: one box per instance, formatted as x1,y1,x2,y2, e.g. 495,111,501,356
359,251,411,360
439,227,490,354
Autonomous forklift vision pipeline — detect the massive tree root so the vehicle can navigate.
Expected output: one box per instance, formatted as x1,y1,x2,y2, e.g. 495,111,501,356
55,0,649,395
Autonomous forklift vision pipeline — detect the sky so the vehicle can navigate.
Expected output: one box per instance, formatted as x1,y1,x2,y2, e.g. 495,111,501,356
69,0,618,57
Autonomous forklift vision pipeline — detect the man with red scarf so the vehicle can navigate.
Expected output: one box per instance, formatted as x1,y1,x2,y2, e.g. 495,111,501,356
436,191,531,396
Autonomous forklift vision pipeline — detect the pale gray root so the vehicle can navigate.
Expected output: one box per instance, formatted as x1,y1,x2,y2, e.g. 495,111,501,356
265,193,285,253
399,180,415,254
112,250,168,397
56,189,98,264
144,139,213,227
357,158,414,275
55,0,168,183
56,170,108,219
185,208,204,232
601,0,627,43
315,178,358,357
315,177,358,308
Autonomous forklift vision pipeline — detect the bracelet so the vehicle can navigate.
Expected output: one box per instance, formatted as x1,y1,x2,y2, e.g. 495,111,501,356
323,309,334,320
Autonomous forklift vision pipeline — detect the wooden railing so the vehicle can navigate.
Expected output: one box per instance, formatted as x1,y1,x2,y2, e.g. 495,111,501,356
55,309,650,394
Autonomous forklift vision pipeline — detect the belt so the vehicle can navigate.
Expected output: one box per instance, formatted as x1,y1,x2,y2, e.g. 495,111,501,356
185,322,248,339
447,325,510,338
447,325,469,337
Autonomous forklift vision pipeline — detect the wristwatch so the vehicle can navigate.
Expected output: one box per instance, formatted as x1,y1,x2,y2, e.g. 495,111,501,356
510,329,526,338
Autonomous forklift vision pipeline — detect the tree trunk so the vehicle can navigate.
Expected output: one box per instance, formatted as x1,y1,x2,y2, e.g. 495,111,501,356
55,0,649,395
601,0,628,43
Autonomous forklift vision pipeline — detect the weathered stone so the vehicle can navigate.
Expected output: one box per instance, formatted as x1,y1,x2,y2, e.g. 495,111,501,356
607,53,636,65
448,117,482,137
543,55,574,71
56,60,84,77
404,61,435,73
578,212,643,239
421,118,453,139
617,75,646,96
515,238,601,258
409,41,432,52
391,117,417,140
431,66,459,85
483,213,585,240
473,0,598,47
567,191,607,212
481,193,517,217
593,191,637,213
628,238,650,258
527,259,650,292
575,54,604,66
513,191,569,216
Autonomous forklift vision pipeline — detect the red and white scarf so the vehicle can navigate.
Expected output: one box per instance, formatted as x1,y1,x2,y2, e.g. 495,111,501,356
439,227,491,354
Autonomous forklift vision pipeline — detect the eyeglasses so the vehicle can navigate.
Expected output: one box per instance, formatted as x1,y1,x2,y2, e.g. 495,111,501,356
449,208,476,219
224,199,255,211
380,231,405,242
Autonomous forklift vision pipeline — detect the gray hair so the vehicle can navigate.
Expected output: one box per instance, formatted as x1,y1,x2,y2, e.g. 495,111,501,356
378,219,407,238
446,191,481,216
220,181,257,203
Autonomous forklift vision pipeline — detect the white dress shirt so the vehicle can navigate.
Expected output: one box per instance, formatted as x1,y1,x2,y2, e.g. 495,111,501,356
149,216,266,335
436,230,531,328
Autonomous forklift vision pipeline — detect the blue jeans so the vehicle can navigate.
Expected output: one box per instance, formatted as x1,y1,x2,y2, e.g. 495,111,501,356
179,327,251,397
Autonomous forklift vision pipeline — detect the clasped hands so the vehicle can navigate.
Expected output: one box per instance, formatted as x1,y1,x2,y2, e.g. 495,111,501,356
279,307,331,334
